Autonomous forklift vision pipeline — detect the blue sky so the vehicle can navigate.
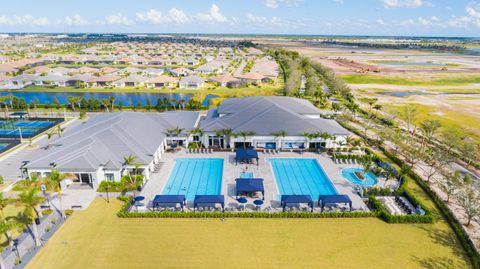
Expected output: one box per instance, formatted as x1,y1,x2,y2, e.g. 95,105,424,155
0,0,479,36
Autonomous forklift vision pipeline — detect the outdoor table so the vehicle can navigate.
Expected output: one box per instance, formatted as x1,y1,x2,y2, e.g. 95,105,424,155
253,199,264,211
237,197,248,211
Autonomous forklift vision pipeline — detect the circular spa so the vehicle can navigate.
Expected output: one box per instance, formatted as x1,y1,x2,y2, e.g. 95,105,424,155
341,168,378,187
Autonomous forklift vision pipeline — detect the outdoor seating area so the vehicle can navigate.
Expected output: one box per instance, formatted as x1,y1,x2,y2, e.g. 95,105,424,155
377,196,417,215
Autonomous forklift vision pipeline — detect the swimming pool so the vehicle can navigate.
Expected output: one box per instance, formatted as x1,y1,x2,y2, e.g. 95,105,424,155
240,172,254,178
269,158,337,200
0,119,60,138
342,168,378,187
162,158,223,201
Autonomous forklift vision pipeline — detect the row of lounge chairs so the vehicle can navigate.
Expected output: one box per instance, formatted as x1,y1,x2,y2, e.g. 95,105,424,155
394,196,414,215
333,158,360,165
263,149,280,154
186,148,214,154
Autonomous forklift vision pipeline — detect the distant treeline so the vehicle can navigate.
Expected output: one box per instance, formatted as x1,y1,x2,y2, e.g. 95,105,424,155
321,40,465,51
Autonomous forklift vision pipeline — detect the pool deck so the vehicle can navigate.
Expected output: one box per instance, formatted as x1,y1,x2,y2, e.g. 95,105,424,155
139,151,370,212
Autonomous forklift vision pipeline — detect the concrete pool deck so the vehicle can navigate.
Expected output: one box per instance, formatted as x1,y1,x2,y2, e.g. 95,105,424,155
138,151,370,212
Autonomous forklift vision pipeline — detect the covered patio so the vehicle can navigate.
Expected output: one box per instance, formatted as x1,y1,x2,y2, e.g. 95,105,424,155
152,195,186,211
235,149,259,166
318,195,352,212
235,178,265,200
280,195,314,212
193,195,225,212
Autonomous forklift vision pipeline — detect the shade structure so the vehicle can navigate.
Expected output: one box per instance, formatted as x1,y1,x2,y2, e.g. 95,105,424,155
152,195,186,211
377,161,398,176
235,149,259,166
280,195,314,212
194,195,225,212
318,194,352,212
235,178,265,200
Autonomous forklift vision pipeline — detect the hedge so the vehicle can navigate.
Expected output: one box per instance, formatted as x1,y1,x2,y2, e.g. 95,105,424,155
383,149,480,269
117,196,377,219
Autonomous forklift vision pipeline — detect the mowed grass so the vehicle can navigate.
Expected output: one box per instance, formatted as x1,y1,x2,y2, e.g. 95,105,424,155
341,74,480,86
27,198,470,269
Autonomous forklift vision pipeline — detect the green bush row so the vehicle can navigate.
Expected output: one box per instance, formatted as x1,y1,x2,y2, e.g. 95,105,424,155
383,150,480,269
117,196,377,219
368,196,434,224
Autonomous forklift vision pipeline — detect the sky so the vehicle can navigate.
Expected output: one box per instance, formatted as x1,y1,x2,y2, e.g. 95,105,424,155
0,0,479,37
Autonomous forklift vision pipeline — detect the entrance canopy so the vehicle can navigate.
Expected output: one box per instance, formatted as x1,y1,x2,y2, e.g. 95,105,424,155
318,194,352,212
193,195,225,212
152,195,186,211
280,195,314,212
235,178,264,200
235,149,259,166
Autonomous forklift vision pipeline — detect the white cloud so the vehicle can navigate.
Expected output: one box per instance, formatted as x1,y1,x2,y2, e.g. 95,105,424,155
447,2,480,28
136,8,190,24
105,13,134,25
195,4,227,23
382,0,432,9
264,0,304,9
334,0,345,4
377,19,385,25
0,15,50,26
65,14,89,26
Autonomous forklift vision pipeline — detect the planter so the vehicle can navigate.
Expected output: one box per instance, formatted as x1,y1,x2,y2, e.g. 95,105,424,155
35,217,41,225
354,171,365,181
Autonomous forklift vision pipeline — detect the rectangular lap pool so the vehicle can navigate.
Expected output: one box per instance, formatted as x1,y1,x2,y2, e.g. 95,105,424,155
162,158,223,201
269,158,337,200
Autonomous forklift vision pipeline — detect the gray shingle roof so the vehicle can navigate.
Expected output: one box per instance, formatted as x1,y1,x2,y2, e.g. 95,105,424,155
200,96,349,136
25,111,199,171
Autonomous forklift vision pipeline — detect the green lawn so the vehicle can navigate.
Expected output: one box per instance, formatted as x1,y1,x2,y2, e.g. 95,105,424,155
26,198,470,269
341,74,480,86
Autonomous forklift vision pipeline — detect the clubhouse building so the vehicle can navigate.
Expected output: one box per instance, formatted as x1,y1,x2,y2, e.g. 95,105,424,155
22,96,349,188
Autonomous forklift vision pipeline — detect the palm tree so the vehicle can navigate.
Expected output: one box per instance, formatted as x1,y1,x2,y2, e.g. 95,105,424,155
16,188,44,247
123,154,142,196
237,131,255,149
46,169,68,219
109,96,116,111
214,130,224,149
0,216,16,268
188,128,204,148
272,130,287,150
221,128,233,149
66,96,82,112
55,125,65,137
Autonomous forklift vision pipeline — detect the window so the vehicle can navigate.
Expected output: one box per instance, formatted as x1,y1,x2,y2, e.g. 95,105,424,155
105,173,115,181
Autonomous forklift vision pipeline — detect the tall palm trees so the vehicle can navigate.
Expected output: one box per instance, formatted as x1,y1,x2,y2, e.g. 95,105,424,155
236,131,256,149
46,170,68,219
123,154,144,196
221,128,233,149
188,128,204,148
16,188,44,247
272,130,287,150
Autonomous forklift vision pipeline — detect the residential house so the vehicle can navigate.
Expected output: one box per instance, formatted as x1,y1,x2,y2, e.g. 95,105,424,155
146,75,178,88
179,76,204,89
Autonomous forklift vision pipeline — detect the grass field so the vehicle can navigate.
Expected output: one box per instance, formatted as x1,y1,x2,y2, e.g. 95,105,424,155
341,74,480,86
26,195,470,269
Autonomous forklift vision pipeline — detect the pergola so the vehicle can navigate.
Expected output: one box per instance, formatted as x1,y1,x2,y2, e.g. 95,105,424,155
235,149,259,166
318,194,352,212
152,195,186,211
280,195,314,212
235,178,265,200
193,195,225,212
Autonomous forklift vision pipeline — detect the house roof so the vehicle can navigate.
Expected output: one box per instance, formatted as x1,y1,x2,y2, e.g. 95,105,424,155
209,75,239,84
235,72,266,80
116,75,148,83
180,76,204,84
200,96,349,136
24,111,199,171
89,74,121,83
147,75,178,84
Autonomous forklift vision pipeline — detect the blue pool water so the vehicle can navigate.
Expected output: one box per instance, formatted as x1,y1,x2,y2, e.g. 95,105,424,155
342,168,378,187
269,158,337,200
240,172,254,178
162,158,223,201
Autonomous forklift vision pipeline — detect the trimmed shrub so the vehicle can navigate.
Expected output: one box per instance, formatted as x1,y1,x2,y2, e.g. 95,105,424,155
42,209,53,216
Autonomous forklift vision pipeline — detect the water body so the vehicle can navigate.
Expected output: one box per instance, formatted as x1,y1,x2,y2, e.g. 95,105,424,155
201,94,219,107
0,91,194,106
380,91,480,97
378,61,445,67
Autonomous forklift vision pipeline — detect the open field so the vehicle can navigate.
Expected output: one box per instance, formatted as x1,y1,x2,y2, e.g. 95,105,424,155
258,39,480,144
27,192,470,269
